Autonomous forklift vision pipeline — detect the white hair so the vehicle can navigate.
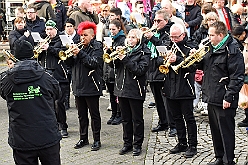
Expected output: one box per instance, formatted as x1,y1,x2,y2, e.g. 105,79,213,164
170,24,184,34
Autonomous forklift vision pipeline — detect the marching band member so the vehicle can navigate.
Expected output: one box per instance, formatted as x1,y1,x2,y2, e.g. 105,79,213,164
38,20,69,138
114,29,150,156
65,21,103,151
200,21,244,165
104,19,125,125
158,24,198,158
143,9,176,136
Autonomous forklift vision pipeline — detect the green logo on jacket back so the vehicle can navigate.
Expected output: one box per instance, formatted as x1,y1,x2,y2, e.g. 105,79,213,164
13,86,42,100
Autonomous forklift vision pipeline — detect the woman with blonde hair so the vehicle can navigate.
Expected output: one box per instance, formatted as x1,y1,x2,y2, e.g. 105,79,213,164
191,12,219,44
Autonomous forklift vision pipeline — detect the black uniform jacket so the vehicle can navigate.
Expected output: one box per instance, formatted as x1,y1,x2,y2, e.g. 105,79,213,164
145,21,173,82
66,39,103,96
0,60,61,150
161,36,197,100
103,35,126,83
191,25,208,45
38,32,68,83
114,43,151,101
199,35,244,108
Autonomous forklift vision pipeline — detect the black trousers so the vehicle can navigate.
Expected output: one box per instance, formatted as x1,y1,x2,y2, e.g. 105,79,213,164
106,82,120,117
150,82,175,128
75,96,101,141
56,82,68,130
13,142,61,165
118,97,144,149
167,98,197,146
208,104,236,164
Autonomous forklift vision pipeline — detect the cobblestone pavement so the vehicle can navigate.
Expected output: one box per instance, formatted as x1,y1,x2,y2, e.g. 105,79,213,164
0,64,247,165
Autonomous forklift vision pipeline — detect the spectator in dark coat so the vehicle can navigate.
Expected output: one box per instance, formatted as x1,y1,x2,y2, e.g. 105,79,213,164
184,0,203,37
0,8,7,41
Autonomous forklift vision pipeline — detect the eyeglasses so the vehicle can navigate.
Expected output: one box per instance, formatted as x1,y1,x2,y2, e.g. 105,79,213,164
139,7,144,9
66,25,73,28
27,12,36,14
102,10,108,12
170,33,184,39
153,19,164,24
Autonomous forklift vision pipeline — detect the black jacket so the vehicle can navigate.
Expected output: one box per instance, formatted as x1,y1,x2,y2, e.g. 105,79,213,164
114,44,151,101
185,3,203,37
38,32,68,83
53,0,67,32
65,39,103,96
160,37,197,99
145,21,173,82
199,35,244,108
103,35,126,83
191,25,208,45
25,16,46,35
0,60,61,150
8,27,34,54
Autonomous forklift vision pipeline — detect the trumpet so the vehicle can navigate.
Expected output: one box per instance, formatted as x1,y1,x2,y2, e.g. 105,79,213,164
2,49,19,62
141,26,157,34
33,36,51,58
171,40,210,74
59,41,84,60
103,45,129,63
158,42,184,74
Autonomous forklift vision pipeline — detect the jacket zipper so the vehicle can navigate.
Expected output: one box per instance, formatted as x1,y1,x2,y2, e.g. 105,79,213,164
88,70,99,91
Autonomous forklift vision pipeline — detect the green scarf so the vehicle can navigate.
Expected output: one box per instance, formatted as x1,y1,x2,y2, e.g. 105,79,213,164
147,33,160,58
212,34,229,52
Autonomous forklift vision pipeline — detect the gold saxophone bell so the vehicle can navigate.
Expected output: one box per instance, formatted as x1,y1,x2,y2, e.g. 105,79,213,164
2,49,19,62
171,40,210,74
59,41,84,60
33,36,51,58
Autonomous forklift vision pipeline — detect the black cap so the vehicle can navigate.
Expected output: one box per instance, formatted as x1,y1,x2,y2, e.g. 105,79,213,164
65,18,75,26
14,40,34,60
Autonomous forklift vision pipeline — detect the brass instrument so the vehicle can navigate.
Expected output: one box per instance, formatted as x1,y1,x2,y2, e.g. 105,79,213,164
158,43,178,74
59,41,84,60
103,45,129,63
141,26,157,34
3,49,19,62
171,40,210,74
33,36,51,58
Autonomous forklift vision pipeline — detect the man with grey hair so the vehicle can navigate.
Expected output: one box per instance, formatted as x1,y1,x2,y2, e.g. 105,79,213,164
143,9,177,137
158,23,198,158
69,0,99,28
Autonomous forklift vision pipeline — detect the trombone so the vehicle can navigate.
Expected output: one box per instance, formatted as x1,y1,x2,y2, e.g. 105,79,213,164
58,41,84,60
2,49,19,62
33,36,51,58
171,40,210,74
103,45,129,63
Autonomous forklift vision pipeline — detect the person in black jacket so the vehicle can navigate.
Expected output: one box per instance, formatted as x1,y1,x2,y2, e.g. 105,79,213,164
158,23,198,158
184,0,203,38
143,9,176,136
38,20,69,138
202,21,244,165
191,12,219,45
49,0,67,32
0,40,61,165
25,5,46,36
65,21,103,151
8,17,34,55
104,19,125,125
115,29,150,156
